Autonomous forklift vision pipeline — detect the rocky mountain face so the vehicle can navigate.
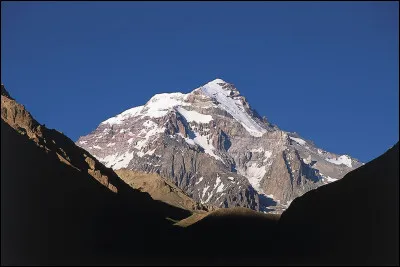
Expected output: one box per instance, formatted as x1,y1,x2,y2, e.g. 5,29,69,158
77,79,363,212
115,169,216,212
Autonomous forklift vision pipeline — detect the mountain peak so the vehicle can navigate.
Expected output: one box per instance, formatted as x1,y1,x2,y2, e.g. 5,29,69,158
77,78,363,214
208,78,227,84
202,78,239,95
200,79,267,137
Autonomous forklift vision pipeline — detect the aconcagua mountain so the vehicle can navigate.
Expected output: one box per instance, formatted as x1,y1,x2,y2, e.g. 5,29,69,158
77,79,363,212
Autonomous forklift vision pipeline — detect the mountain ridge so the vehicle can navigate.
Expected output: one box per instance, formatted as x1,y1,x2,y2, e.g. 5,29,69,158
1,84,195,265
77,78,363,212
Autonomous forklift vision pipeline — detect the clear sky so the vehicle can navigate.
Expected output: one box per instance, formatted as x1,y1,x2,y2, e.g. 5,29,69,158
1,1,398,163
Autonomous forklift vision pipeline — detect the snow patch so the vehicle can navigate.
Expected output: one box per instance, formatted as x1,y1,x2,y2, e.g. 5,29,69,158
195,177,204,185
93,145,102,149
134,123,165,150
216,183,224,193
106,143,115,147
98,153,118,167
178,133,196,146
79,140,87,145
201,185,210,200
145,148,156,156
113,151,134,169
98,151,134,169
325,176,338,182
194,133,221,161
135,147,157,158
176,106,213,123
264,151,272,161
215,174,225,193
302,155,312,164
238,162,266,192
289,136,306,145
101,106,144,125
204,191,213,203
320,173,339,183
180,132,222,162
100,92,190,125
325,155,352,168
142,93,189,118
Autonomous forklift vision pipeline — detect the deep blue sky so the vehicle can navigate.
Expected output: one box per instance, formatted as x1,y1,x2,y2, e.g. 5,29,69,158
1,1,398,163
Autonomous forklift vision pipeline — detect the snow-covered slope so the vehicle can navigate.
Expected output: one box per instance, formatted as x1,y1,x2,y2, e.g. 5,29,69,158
201,79,267,137
77,78,363,213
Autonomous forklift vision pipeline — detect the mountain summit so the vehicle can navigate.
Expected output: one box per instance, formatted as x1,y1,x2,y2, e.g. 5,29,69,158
77,79,363,212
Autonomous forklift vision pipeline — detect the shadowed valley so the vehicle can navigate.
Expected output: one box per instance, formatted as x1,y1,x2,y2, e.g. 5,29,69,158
1,85,398,265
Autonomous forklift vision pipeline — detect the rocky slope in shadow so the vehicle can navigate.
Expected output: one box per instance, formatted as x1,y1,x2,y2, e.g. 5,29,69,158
0,85,192,265
278,142,399,265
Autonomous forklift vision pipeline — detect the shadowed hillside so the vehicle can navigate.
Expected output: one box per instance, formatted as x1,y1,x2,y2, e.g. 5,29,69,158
0,86,191,265
176,143,399,265
278,142,399,265
177,207,281,265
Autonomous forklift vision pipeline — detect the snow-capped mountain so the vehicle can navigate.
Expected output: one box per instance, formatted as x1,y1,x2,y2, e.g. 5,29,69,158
76,78,363,212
